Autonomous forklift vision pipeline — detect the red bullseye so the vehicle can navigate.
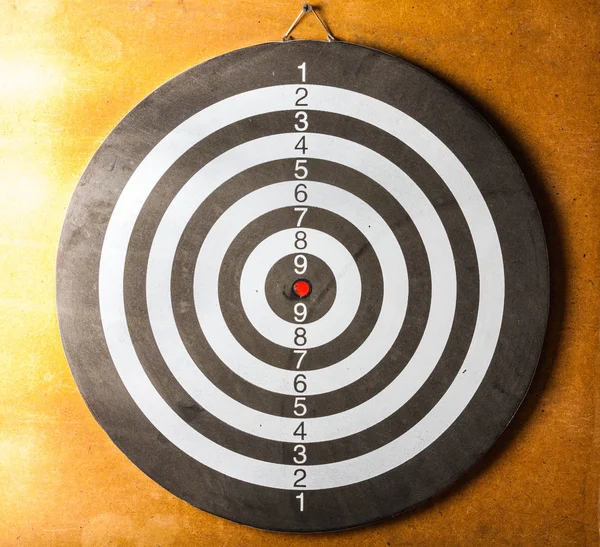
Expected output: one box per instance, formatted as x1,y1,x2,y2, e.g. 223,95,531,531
292,279,312,299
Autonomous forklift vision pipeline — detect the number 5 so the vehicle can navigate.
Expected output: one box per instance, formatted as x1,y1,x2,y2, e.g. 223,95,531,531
293,397,307,416
294,159,308,180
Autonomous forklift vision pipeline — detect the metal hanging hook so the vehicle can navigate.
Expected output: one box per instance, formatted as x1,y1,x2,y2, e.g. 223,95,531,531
282,4,337,42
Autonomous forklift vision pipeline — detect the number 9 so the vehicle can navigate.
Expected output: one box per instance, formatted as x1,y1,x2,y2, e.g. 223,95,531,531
294,254,307,275
294,303,307,323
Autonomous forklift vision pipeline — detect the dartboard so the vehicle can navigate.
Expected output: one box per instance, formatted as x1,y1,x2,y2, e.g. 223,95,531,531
56,41,549,532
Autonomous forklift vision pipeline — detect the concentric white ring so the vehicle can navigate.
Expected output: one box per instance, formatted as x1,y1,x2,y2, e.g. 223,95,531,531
238,229,361,349
145,139,452,439
149,180,414,441
150,131,455,398
188,178,407,388
99,84,504,489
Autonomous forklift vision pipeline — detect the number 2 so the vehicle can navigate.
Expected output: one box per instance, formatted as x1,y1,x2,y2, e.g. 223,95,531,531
293,469,307,488
295,87,308,107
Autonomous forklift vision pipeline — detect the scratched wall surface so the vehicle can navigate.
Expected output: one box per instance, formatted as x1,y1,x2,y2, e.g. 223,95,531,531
0,0,598,545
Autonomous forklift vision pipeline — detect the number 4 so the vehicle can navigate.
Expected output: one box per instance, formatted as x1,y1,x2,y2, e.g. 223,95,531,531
294,421,307,440
295,135,308,154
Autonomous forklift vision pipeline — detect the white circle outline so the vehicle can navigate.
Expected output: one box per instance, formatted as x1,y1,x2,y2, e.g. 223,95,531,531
149,180,416,441
180,179,409,396
98,84,503,489
238,228,361,349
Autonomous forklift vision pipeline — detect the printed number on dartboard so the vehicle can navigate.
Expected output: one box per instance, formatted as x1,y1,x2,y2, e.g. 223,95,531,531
293,61,308,511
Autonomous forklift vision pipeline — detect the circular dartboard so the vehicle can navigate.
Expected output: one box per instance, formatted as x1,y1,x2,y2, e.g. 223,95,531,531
56,41,549,532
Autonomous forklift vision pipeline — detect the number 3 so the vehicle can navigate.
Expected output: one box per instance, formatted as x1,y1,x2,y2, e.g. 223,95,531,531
294,111,308,131
293,444,307,464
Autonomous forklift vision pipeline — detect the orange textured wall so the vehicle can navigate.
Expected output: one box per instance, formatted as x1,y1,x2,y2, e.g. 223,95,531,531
0,1,599,545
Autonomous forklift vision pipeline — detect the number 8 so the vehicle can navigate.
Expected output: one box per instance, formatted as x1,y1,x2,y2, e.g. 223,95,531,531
295,231,307,250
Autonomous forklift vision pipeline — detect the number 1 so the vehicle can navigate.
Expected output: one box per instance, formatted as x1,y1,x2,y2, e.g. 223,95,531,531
296,492,305,511
298,62,306,83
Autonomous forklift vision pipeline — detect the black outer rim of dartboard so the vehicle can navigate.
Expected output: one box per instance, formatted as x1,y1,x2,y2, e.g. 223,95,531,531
56,40,549,533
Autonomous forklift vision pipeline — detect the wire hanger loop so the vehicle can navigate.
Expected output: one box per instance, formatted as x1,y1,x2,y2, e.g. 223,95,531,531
282,4,336,42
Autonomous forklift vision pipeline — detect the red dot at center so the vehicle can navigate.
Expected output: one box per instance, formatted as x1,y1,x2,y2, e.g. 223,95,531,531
292,279,312,298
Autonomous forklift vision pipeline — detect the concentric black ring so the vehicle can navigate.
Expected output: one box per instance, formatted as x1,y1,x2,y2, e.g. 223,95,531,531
265,255,335,323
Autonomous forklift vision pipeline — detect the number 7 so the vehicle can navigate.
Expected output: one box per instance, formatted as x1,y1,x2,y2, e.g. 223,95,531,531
293,349,307,369
294,207,307,227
